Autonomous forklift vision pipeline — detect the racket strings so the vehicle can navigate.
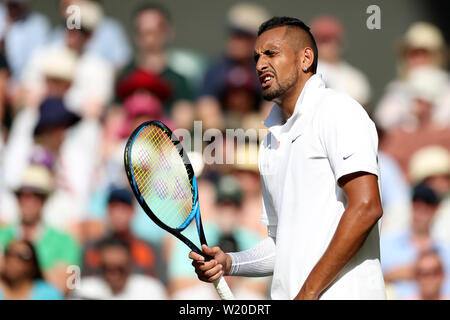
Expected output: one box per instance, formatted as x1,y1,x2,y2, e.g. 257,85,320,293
134,128,190,226
131,125,194,229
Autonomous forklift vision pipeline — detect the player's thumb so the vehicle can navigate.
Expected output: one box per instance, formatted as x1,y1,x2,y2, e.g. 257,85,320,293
202,244,222,258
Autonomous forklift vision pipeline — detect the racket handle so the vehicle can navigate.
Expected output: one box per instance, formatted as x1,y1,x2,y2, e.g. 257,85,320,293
213,275,235,300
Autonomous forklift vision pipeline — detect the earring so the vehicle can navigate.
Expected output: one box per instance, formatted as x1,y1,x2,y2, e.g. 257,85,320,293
303,66,307,72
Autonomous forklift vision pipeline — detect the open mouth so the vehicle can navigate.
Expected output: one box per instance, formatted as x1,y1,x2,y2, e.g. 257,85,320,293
259,73,274,89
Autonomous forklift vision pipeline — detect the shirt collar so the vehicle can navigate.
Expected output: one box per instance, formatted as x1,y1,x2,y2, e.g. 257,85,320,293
263,74,325,135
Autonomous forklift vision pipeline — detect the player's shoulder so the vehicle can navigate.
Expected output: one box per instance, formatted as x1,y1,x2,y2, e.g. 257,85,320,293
315,87,370,122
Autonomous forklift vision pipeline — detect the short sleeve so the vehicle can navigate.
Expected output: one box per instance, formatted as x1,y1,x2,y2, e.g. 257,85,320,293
320,94,379,183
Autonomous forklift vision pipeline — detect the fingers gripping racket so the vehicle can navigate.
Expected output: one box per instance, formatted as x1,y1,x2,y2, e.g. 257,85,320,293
124,120,234,300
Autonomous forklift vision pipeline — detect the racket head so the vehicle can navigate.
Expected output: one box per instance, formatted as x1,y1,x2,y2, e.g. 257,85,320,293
124,121,207,255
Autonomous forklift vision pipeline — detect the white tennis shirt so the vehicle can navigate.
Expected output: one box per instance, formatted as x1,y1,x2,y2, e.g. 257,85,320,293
259,74,386,299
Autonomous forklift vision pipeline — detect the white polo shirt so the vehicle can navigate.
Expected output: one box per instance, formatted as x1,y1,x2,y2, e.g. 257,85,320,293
259,74,386,300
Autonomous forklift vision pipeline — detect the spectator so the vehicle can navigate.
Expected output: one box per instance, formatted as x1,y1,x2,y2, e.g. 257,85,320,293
381,183,450,299
220,65,262,129
380,66,450,178
0,165,81,295
118,2,194,125
19,46,77,110
0,240,62,300
82,187,166,284
310,15,372,107
409,146,450,244
18,0,114,117
377,125,412,234
196,2,269,131
73,236,167,299
409,250,448,300
0,0,50,84
51,0,132,71
3,97,100,235
375,22,450,131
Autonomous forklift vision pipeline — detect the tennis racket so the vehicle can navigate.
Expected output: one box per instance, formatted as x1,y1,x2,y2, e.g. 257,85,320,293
124,120,235,300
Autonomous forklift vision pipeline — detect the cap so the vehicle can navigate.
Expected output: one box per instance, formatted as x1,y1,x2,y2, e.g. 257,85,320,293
33,97,81,136
116,69,172,102
409,146,450,184
15,165,54,196
412,183,440,205
108,187,134,206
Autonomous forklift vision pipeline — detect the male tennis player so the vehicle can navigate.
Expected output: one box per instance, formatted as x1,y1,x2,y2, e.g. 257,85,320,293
189,16,386,300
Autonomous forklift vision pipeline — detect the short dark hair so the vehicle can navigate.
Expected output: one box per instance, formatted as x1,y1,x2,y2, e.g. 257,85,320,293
258,16,318,73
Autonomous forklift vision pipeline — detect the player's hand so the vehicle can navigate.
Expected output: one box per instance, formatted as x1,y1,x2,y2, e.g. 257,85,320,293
189,245,230,282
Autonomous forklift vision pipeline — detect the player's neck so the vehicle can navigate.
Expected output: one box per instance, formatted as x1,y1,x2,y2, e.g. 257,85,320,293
278,73,313,119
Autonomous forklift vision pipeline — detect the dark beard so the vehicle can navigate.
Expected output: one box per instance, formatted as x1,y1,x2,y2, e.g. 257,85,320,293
262,70,298,101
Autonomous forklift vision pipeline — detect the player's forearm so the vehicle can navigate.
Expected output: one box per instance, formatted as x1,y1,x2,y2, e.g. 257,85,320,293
226,236,276,277
298,200,382,299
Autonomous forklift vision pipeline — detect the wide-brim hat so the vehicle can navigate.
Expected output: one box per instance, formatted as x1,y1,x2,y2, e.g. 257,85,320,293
14,165,54,197
226,2,270,37
409,146,450,184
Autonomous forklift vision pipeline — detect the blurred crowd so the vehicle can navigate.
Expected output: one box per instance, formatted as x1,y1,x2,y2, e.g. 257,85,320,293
0,0,448,300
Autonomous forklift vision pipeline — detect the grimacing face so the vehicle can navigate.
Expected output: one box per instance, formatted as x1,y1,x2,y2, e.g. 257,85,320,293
254,26,301,102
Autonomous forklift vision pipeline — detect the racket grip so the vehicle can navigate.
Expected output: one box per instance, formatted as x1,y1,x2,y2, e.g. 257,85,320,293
213,275,235,300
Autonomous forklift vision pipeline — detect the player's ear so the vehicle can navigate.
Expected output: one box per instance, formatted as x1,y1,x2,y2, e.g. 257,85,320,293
301,47,314,72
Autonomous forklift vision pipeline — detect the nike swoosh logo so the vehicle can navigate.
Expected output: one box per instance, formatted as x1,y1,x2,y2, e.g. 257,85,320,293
291,134,302,143
343,153,354,160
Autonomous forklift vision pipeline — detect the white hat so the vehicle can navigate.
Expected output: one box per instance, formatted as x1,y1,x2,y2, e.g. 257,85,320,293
403,22,445,52
409,146,450,184
15,165,54,196
43,47,78,81
227,2,270,36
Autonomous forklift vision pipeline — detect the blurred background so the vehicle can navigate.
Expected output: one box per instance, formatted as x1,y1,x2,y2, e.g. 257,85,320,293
0,0,448,300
